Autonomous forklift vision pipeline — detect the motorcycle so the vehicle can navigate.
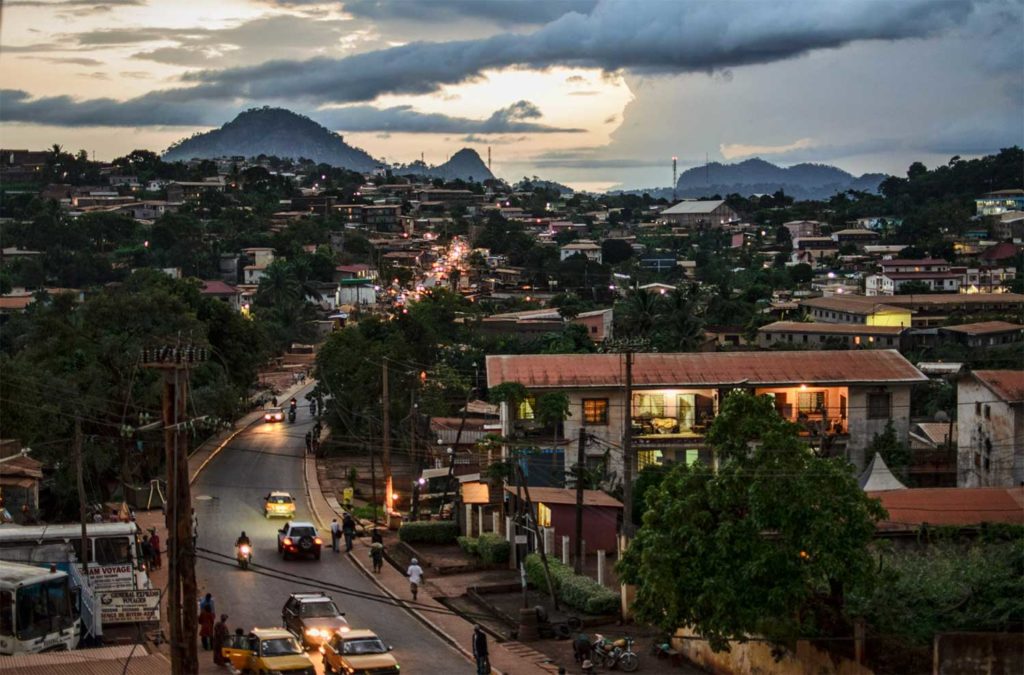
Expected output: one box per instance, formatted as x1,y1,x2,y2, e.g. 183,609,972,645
590,634,639,672
288,409,296,423
237,544,252,570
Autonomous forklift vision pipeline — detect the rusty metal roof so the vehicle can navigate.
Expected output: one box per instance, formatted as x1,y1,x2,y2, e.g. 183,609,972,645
759,321,904,336
970,370,1024,403
486,351,927,389
504,486,622,508
870,487,1024,529
941,321,1023,336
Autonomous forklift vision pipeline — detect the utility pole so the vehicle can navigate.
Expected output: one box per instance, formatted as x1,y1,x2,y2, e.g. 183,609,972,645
382,359,392,524
74,417,88,575
515,463,559,610
574,429,586,574
143,345,205,675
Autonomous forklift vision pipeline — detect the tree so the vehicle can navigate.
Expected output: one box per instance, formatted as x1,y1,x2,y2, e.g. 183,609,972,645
617,286,662,340
601,239,634,265
535,391,571,449
619,391,886,650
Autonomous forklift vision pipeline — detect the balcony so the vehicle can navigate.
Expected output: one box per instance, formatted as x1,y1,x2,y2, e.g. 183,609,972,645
631,390,716,441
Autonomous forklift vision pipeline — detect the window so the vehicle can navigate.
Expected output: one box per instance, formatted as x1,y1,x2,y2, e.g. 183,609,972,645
94,537,132,565
582,399,609,425
798,391,826,413
537,502,552,528
0,591,12,637
867,392,891,420
517,397,536,420
633,393,665,418
975,402,982,415
684,449,699,466
984,405,991,420
637,450,663,470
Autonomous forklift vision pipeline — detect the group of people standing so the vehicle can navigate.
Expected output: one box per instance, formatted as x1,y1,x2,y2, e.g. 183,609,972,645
197,593,235,666
139,528,162,570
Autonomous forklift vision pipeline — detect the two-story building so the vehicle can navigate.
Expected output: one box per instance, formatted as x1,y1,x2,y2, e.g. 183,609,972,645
559,240,603,263
487,351,926,480
659,200,739,229
757,321,905,350
975,189,1024,216
957,370,1024,487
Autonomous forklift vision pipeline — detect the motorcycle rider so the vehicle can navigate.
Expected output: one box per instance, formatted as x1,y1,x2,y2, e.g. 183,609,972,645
235,531,252,562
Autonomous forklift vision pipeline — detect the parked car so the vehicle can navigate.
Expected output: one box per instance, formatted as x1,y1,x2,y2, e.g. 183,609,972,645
282,592,349,648
277,521,322,560
265,491,296,519
321,629,399,675
220,627,315,674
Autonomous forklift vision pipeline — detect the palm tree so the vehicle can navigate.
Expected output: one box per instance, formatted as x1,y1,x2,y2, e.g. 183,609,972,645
657,286,705,351
255,261,301,309
288,258,323,302
618,285,663,339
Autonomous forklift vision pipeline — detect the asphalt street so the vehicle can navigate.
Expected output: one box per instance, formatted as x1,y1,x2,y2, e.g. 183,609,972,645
193,385,469,673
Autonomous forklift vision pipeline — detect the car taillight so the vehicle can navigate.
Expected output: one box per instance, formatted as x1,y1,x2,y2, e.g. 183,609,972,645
314,537,322,545
283,538,292,546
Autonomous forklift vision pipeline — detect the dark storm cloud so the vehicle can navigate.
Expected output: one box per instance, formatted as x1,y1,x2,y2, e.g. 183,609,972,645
340,0,598,25
0,90,580,134
179,0,975,104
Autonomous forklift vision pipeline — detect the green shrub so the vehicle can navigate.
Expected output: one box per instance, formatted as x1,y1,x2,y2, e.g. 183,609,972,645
457,536,479,556
398,521,460,544
524,553,618,616
477,533,510,565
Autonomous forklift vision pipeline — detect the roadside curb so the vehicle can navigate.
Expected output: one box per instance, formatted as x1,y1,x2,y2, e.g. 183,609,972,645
301,454,502,674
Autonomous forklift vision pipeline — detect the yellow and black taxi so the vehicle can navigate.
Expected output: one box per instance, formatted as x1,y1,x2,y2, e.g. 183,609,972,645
265,490,296,519
321,628,400,675
221,627,315,675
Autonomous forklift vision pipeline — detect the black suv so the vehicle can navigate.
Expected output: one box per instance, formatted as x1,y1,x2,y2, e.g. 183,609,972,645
277,521,322,560
282,592,349,648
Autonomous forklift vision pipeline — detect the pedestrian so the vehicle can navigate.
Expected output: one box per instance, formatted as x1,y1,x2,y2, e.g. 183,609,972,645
472,624,489,675
371,528,383,544
191,508,199,548
212,614,229,666
200,592,215,616
149,529,162,570
305,431,313,454
342,513,356,552
406,557,423,601
140,535,154,570
272,396,278,407
370,541,384,573
198,605,215,650
330,518,341,553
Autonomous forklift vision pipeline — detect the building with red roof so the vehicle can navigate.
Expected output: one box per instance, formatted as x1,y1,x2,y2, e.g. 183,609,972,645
957,370,1024,488
870,486,1024,534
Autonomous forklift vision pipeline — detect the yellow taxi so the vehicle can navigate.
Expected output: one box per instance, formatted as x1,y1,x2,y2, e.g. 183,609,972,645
321,628,400,675
265,491,296,519
221,627,315,675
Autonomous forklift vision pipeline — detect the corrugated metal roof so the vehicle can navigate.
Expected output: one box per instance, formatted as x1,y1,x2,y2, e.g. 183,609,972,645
870,487,1024,529
660,200,726,215
941,321,1023,336
486,351,927,389
759,321,904,336
504,486,622,508
801,295,908,315
0,646,168,674
971,370,1024,403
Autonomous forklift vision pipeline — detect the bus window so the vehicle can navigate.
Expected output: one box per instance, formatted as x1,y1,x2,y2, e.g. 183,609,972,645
15,585,47,640
0,591,12,636
69,539,93,564
94,537,131,565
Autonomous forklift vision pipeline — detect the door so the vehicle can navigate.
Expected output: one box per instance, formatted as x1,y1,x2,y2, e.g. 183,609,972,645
221,636,254,672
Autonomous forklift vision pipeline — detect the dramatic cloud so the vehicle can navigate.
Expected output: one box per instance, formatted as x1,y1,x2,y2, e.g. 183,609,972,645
176,0,974,105
0,90,581,134
720,138,816,160
340,0,598,25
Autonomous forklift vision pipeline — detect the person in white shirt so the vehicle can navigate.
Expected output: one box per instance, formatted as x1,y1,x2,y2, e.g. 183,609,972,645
406,558,424,600
330,519,342,553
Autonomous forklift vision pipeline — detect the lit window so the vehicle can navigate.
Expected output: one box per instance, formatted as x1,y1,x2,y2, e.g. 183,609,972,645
582,399,609,425
798,391,826,413
685,449,699,466
637,450,663,470
517,397,536,420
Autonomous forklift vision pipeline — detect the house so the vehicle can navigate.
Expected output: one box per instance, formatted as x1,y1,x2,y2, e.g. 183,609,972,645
659,200,739,228
783,220,822,240
791,237,839,266
639,256,678,273
801,295,914,327
487,350,927,477
333,264,378,282
559,240,602,263
199,280,242,311
241,247,274,285
938,321,1024,348
335,279,378,307
992,211,1024,240
979,241,1022,265
832,228,880,249
975,189,1024,216
757,321,905,350
870,487,1024,535
639,282,676,295
957,370,1024,487
0,440,43,520
504,486,622,554
478,308,613,343
865,258,964,295
910,422,957,450
165,177,226,202
801,293,1024,328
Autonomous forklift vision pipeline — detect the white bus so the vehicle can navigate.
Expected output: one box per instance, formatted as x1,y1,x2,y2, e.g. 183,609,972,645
0,561,81,655
0,523,151,625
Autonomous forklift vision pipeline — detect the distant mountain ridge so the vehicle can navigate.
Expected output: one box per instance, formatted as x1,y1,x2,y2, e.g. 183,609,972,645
394,148,494,182
163,107,380,171
674,157,887,200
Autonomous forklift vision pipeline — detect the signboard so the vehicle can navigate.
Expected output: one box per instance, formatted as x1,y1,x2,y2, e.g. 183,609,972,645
342,487,354,506
85,564,136,591
514,535,528,545
98,589,161,623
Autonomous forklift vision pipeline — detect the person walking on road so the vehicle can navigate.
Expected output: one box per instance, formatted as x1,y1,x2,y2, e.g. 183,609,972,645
406,558,423,601
472,624,489,675
191,508,199,548
342,513,356,552
304,431,313,454
200,592,215,616
370,541,384,573
330,518,342,553
140,535,154,571
149,529,162,570
198,606,215,650
371,528,383,544
212,614,229,666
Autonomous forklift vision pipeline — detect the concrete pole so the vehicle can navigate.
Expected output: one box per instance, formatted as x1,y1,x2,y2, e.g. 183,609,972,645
478,506,485,534
597,550,606,586
561,536,570,566
492,511,500,535
465,504,474,536
505,516,513,543
544,528,555,556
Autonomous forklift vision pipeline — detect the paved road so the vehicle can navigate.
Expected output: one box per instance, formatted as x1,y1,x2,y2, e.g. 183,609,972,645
193,386,469,673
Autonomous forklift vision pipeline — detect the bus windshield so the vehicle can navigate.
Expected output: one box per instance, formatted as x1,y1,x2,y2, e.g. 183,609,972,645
15,577,75,640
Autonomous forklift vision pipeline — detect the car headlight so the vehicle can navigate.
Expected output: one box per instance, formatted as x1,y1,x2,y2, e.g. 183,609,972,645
305,627,321,636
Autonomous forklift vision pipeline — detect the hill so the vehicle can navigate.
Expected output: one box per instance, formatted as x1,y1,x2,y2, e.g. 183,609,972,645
674,157,887,200
394,148,494,182
163,107,380,171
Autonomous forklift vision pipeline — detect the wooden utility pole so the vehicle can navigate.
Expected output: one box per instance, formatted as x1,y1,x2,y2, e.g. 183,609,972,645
74,417,89,574
144,346,204,675
621,350,635,536
382,359,392,522
515,463,559,610
574,430,586,574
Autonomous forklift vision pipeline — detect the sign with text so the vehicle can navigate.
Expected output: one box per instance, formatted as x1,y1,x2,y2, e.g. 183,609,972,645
99,589,161,623
85,564,136,591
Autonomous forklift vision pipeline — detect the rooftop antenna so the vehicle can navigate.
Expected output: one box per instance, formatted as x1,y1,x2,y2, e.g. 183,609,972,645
488,146,492,172
672,156,678,202
421,152,424,164
705,152,709,185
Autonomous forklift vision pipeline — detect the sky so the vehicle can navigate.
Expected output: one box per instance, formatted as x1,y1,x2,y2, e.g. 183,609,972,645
1,0,1022,191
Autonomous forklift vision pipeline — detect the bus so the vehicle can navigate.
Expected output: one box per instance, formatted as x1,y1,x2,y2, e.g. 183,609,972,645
0,523,150,625
0,561,80,655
